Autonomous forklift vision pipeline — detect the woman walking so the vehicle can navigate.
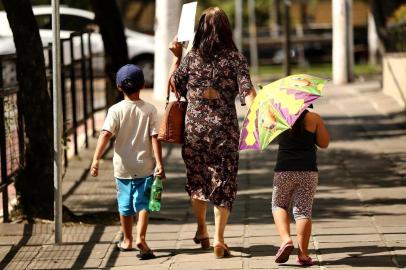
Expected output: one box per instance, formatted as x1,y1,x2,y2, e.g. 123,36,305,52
169,7,256,258
272,109,330,266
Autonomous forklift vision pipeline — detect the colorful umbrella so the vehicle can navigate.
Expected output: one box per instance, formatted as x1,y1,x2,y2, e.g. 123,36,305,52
239,74,327,151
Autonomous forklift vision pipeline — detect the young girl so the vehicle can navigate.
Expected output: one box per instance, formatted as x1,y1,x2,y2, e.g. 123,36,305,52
272,108,330,266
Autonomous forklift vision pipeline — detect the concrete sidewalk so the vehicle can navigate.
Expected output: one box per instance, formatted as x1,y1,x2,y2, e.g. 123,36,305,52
1,80,406,269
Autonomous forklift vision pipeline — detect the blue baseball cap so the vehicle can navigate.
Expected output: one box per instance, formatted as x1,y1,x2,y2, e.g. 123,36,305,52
116,64,144,88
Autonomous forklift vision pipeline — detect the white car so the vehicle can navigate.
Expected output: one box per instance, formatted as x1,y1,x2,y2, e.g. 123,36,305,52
0,6,155,86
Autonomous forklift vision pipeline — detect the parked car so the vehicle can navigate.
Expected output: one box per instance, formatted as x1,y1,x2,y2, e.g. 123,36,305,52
0,6,155,86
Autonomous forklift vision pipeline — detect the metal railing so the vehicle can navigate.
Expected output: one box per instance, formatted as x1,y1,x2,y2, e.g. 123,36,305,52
0,30,106,222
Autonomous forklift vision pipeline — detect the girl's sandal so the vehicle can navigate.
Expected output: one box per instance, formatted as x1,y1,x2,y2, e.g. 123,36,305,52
213,243,231,259
275,241,294,263
297,245,314,266
193,231,210,249
297,256,314,266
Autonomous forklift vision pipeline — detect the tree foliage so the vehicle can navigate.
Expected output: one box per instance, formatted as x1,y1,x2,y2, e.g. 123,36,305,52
370,0,406,50
387,3,406,24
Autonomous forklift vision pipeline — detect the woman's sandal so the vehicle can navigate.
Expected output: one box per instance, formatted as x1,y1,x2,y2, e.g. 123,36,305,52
136,243,156,260
193,231,210,249
213,243,231,259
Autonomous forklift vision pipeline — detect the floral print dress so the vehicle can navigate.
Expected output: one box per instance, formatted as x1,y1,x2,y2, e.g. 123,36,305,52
173,48,253,210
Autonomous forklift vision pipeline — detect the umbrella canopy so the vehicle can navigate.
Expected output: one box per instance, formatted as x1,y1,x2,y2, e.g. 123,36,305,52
239,74,327,151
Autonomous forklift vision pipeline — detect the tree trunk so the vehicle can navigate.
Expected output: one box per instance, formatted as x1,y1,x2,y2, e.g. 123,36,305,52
3,0,54,219
91,0,129,107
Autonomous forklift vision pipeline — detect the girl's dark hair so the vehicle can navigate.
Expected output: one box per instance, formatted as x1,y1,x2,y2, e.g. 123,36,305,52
193,7,238,60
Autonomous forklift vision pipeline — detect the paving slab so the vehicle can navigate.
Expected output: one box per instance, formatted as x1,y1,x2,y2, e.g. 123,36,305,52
100,252,171,268
0,260,32,270
169,259,243,270
314,234,382,243
27,258,102,269
36,247,108,260
106,265,169,270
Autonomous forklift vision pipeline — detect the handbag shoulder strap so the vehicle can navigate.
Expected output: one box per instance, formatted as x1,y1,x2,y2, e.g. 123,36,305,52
166,79,172,106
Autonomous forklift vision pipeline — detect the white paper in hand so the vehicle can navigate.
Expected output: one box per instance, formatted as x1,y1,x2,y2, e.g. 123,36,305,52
177,2,198,42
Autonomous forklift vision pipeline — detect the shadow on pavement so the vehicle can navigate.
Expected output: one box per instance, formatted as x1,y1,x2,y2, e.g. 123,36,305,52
0,225,34,269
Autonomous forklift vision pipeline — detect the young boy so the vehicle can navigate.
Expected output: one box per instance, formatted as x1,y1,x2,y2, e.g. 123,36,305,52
90,64,164,260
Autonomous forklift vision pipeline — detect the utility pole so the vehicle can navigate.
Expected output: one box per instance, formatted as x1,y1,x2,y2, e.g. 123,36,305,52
51,0,62,244
154,0,181,99
332,0,354,84
248,0,259,74
283,0,291,76
234,0,243,51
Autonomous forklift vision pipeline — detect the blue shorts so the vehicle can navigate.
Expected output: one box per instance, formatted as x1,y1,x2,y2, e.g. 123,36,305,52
115,175,153,216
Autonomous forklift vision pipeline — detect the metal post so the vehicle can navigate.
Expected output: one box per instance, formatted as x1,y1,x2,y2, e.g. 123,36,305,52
283,0,291,76
248,0,259,74
79,34,89,148
87,32,96,137
234,0,243,51
69,34,78,155
0,58,10,223
52,0,63,244
60,40,68,168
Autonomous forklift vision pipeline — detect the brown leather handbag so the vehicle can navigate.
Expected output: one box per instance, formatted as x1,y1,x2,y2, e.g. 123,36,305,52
157,80,187,144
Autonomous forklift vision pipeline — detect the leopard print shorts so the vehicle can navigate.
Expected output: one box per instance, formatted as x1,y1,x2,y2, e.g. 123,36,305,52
272,171,318,221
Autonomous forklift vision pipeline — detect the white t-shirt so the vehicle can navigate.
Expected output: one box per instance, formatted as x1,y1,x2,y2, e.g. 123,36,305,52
102,99,158,179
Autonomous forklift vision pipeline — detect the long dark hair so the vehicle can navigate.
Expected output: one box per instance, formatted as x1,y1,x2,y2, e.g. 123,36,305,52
193,7,238,60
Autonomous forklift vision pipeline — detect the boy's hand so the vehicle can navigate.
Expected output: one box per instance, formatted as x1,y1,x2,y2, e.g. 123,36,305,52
154,165,165,179
90,160,99,177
